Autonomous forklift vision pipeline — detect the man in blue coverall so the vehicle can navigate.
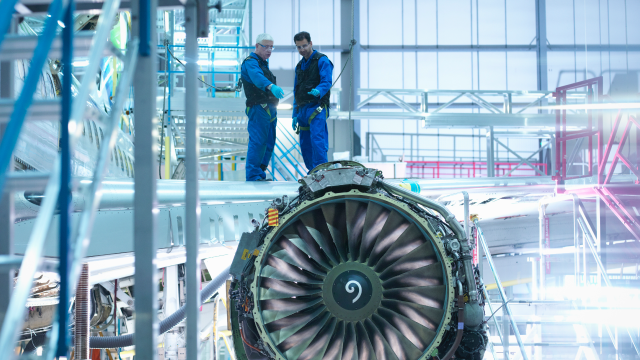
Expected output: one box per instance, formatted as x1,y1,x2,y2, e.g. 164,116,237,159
241,33,285,181
291,31,334,172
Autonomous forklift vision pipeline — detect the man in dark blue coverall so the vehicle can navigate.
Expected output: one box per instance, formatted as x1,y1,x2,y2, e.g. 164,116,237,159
241,33,285,181
291,31,334,173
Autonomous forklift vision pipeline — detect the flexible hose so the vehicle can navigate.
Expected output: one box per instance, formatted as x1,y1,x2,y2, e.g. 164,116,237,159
379,180,466,241
88,265,230,349
440,294,465,360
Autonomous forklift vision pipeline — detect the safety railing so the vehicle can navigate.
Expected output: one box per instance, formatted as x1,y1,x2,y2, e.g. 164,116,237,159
357,88,559,115
577,213,640,357
537,194,638,359
406,160,547,179
474,219,530,360
0,0,139,357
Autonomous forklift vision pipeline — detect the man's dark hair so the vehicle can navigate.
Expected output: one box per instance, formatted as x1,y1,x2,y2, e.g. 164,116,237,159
294,31,311,43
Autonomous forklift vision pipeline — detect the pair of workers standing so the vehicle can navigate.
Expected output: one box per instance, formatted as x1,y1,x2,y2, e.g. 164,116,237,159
241,32,334,181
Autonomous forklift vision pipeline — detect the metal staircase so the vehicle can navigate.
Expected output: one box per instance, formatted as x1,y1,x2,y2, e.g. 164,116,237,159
266,121,308,181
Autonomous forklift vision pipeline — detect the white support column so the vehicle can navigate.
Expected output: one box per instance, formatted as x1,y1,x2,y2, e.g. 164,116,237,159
132,0,159,358
487,126,495,177
184,2,202,360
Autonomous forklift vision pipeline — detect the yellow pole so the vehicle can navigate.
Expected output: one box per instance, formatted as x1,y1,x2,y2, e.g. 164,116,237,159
164,135,171,179
218,156,222,180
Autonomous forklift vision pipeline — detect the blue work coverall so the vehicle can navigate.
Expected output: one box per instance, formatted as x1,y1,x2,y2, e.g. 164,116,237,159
241,53,278,181
293,51,333,172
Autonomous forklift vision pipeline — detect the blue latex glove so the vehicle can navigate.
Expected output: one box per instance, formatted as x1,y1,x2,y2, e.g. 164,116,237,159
292,117,298,131
308,88,320,97
270,84,285,99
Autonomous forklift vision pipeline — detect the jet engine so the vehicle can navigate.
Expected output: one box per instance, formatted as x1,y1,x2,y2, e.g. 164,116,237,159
229,162,487,360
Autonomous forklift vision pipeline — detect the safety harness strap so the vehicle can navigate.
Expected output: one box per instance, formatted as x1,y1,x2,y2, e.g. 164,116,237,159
296,105,326,134
246,105,277,122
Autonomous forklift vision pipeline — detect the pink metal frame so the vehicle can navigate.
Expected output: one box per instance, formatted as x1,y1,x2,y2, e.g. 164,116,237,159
593,113,640,240
553,77,603,185
554,77,640,240
405,160,547,179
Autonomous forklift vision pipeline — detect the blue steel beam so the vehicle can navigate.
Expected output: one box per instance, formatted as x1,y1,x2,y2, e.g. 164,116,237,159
56,0,74,357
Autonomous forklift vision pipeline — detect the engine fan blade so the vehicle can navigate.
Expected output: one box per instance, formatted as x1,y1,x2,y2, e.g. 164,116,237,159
287,224,333,270
261,297,323,324
265,303,325,333
322,321,345,360
320,202,349,262
371,314,424,360
264,255,324,285
280,312,331,356
359,202,391,263
374,224,425,272
299,210,341,265
377,307,436,351
273,237,329,276
381,263,443,289
364,318,399,360
298,317,338,360
259,277,322,300
378,242,438,280
383,285,446,310
267,306,327,345
367,211,410,266
381,299,444,331
355,322,377,360
341,322,359,360
345,200,368,261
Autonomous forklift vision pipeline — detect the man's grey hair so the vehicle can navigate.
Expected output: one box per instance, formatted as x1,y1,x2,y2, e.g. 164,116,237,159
255,33,273,44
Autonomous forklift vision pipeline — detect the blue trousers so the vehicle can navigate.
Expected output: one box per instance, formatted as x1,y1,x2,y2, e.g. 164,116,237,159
298,104,328,172
246,104,277,181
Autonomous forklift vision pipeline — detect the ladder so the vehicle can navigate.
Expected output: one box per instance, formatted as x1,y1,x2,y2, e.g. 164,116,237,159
0,0,139,358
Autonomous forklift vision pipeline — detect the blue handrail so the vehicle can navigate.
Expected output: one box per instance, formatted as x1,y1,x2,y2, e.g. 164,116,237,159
274,139,306,177
0,0,64,196
271,148,297,180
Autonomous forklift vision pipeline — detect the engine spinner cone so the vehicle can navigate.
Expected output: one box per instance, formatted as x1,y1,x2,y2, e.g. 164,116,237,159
324,262,381,321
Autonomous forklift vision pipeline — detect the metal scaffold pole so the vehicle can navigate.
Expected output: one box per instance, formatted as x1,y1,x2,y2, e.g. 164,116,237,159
133,0,160,357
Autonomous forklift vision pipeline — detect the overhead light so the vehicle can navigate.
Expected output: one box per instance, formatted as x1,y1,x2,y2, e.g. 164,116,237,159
73,60,90,67
57,20,65,28
213,59,238,66
277,104,292,110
